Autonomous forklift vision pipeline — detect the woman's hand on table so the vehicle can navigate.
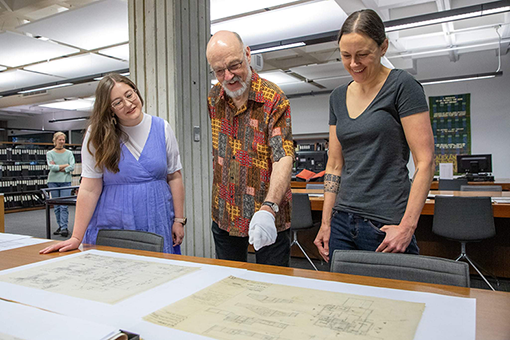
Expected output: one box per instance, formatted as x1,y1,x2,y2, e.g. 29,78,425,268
39,236,81,254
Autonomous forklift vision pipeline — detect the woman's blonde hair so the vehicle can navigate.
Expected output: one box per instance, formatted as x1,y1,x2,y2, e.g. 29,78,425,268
87,73,144,173
52,131,66,144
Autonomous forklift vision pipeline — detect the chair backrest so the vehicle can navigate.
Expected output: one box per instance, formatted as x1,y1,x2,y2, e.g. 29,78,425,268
305,183,324,190
330,250,470,287
432,196,495,241
96,229,164,252
291,193,314,230
460,185,503,192
438,178,468,190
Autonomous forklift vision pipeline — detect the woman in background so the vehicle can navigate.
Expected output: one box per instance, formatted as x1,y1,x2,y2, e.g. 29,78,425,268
314,9,435,261
41,73,185,254
46,132,75,238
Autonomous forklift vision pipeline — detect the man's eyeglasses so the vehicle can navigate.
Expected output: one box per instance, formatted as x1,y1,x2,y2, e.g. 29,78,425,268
111,90,137,110
212,60,244,78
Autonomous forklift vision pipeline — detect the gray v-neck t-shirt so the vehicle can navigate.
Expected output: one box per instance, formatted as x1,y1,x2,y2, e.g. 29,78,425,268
329,69,429,224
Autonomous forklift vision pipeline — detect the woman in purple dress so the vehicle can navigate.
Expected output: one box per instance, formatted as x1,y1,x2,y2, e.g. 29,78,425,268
41,73,185,254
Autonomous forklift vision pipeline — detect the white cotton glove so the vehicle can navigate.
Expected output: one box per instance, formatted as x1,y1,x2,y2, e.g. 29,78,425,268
248,210,277,251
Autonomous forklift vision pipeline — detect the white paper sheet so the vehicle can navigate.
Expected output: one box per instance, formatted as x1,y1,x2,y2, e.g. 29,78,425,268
0,233,32,243
0,250,476,340
0,238,51,252
0,250,247,331
0,299,120,340
129,271,476,340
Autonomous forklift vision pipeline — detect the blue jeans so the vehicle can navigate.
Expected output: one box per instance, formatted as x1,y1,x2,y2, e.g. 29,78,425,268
47,182,71,229
329,210,419,254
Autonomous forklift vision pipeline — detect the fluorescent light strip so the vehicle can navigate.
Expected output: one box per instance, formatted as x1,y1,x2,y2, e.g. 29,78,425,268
386,12,481,32
387,40,507,59
421,74,498,86
251,42,305,54
94,72,130,81
18,83,73,94
49,117,89,123
482,6,510,15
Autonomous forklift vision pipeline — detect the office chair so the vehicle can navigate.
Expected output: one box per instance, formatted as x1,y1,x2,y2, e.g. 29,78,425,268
96,229,165,252
330,250,470,287
438,178,468,190
291,193,319,271
432,196,498,290
460,185,503,192
305,183,325,190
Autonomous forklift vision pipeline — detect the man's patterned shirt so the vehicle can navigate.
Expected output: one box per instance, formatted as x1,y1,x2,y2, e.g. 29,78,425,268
207,70,294,237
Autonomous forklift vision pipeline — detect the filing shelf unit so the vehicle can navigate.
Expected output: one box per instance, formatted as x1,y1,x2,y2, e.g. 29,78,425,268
0,142,81,212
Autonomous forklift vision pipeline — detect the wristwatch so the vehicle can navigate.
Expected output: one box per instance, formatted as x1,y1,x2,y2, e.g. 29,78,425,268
174,217,187,226
262,201,279,213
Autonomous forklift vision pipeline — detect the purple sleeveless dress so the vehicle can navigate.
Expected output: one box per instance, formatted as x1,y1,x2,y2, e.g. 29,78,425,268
83,116,180,254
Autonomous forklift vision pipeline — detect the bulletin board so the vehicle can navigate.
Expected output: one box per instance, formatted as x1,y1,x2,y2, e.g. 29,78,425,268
429,94,471,174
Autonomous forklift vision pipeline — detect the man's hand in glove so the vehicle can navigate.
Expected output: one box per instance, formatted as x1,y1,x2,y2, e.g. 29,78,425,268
248,210,277,251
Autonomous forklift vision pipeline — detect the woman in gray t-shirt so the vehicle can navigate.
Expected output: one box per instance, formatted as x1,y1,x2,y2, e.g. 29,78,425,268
314,9,435,262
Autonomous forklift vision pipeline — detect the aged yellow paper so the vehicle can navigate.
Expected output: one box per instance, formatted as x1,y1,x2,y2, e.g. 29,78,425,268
0,253,199,304
144,275,425,340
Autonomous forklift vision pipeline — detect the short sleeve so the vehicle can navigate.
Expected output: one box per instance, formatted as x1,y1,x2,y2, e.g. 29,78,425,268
395,71,429,118
80,128,103,178
329,89,339,126
164,120,183,174
268,92,294,163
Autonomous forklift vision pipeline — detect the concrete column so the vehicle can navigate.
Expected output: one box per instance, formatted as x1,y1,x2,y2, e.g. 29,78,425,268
128,0,213,258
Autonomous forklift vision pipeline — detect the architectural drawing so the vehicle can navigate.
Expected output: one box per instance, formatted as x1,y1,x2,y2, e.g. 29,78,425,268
0,253,199,304
144,276,425,340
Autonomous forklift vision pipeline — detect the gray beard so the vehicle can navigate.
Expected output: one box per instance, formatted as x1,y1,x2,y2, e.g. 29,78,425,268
222,68,252,99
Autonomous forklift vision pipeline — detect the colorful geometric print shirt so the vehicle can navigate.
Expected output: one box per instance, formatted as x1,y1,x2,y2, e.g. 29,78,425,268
207,70,294,237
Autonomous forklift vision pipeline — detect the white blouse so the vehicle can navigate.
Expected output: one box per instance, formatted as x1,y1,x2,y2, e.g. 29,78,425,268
81,113,182,178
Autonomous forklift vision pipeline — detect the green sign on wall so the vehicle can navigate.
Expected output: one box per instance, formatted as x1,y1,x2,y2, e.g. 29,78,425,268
429,94,471,174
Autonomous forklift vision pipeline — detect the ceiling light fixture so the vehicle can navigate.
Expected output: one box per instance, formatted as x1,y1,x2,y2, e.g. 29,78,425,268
39,99,94,111
48,116,89,123
420,71,502,86
17,82,73,94
251,42,305,54
385,0,510,32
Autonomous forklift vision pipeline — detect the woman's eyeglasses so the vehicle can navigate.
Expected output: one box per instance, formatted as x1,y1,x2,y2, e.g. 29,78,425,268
111,90,137,110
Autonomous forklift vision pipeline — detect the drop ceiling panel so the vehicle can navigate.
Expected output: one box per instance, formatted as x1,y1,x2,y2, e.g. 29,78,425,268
290,62,346,80
0,70,64,92
211,0,297,21
98,43,129,61
0,32,79,67
212,1,348,46
17,0,128,50
24,53,128,78
259,70,302,85
278,82,325,95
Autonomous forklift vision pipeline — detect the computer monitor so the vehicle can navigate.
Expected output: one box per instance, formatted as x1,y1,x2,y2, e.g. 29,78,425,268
295,150,328,172
456,154,492,174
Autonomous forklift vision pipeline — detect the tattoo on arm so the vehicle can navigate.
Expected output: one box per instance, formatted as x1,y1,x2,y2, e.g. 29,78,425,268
324,173,340,193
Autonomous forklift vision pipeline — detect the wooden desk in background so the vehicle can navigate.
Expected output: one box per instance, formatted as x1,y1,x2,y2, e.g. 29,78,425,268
292,179,510,191
292,189,510,218
1,242,510,340
292,189,510,277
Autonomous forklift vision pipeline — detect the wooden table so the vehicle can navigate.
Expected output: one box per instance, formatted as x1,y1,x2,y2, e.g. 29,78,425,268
1,242,510,339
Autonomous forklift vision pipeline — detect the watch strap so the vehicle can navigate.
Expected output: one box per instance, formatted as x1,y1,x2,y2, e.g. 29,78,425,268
174,217,187,226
